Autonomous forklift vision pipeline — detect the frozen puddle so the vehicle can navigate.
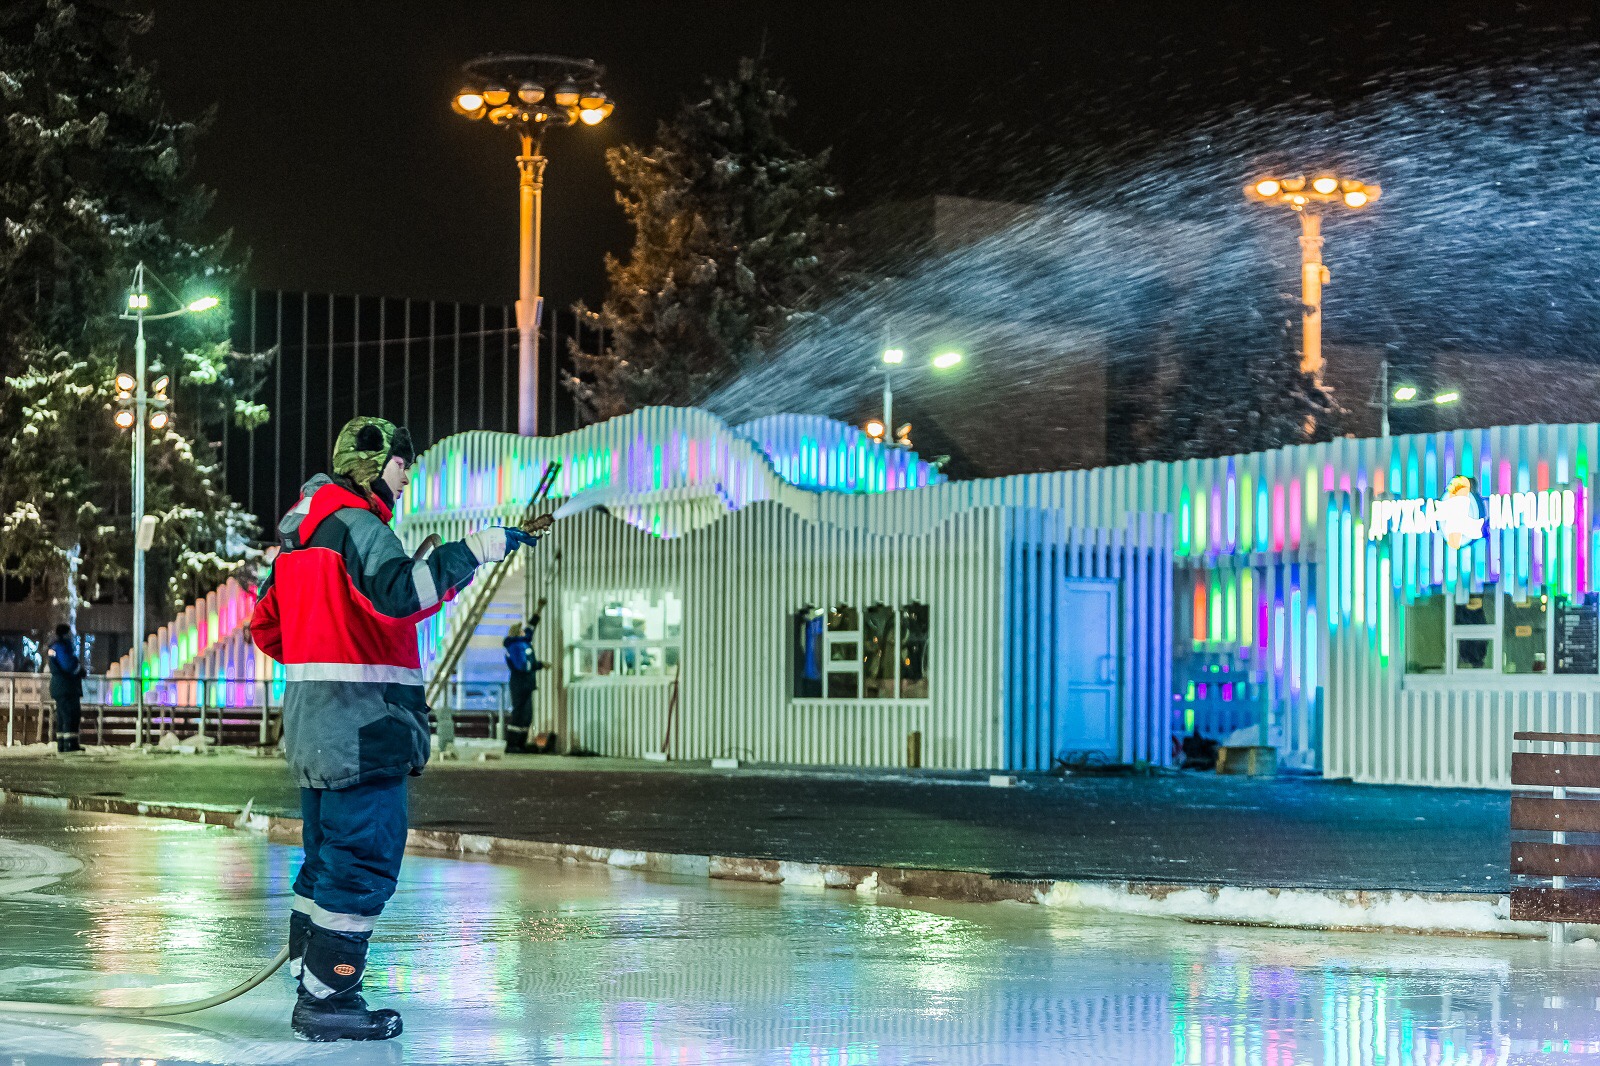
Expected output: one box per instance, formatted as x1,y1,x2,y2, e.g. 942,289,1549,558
0,804,1595,1065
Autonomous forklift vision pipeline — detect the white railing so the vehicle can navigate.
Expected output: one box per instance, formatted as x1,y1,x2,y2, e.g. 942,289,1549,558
0,672,512,749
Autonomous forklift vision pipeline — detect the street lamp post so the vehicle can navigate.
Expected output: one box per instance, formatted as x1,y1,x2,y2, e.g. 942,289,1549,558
115,263,216,743
869,344,962,448
1244,174,1381,385
451,54,613,437
1374,356,1461,437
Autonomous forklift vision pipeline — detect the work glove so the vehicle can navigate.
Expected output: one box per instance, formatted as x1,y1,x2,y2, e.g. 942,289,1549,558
464,526,542,565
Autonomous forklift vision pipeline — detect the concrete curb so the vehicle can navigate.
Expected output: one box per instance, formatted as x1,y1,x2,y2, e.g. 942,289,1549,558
0,787,1554,940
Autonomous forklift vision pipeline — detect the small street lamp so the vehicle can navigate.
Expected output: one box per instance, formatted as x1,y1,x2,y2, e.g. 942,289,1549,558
115,262,218,742
1373,356,1461,437
451,53,613,437
876,342,962,448
1244,173,1381,388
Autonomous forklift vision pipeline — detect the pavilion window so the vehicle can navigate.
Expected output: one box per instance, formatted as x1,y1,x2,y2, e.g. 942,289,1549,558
1403,584,1598,678
566,590,682,682
793,601,930,701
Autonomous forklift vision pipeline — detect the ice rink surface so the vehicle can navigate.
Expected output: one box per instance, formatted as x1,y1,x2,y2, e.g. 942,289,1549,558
0,805,1593,1065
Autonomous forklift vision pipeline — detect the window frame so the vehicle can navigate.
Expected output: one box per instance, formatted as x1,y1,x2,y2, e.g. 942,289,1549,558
792,599,930,705
564,589,683,686
1402,584,1594,687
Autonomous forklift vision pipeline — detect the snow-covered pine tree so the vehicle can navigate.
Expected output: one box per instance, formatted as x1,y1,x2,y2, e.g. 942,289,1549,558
567,58,840,420
0,0,269,619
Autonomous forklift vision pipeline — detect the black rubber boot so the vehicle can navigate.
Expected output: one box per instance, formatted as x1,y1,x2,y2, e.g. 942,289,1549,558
287,910,311,982
291,988,402,1042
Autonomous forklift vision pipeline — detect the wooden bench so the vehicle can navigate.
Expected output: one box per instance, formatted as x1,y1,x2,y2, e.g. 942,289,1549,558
1511,731,1600,939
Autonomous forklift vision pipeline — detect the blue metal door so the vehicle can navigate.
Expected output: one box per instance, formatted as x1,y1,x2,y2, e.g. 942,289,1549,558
1053,578,1119,762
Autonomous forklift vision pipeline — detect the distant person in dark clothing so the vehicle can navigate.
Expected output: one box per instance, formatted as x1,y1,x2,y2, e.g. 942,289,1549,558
503,616,543,753
46,624,85,753
1180,728,1218,771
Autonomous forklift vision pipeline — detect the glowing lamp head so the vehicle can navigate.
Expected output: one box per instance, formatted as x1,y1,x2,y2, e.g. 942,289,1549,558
1343,190,1369,208
127,293,150,310
114,409,135,429
115,372,136,393
482,86,510,106
864,419,885,439
1254,179,1281,197
1433,391,1461,405
452,90,486,118
931,351,962,370
152,375,169,395
1392,385,1418,402
552,81,581,106
881,347,905,365
579,91,606,109
1290,194,1307,206
518,82,545,103
186,296,219,312
579,107,607,126
1312,175,1339,195
149,411,168,430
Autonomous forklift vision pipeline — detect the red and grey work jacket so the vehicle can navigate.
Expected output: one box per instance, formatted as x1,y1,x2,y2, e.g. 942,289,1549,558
251,475,481,790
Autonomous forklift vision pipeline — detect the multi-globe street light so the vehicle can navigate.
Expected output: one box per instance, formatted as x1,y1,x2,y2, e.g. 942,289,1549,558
1244,173,1380,388
451,54,613,437
115,262,217,741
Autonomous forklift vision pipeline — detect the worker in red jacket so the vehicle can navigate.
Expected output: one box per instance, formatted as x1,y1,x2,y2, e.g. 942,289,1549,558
251,416,539,1042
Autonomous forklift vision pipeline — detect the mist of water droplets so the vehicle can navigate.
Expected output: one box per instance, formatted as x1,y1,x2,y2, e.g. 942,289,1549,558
704,52,1600,424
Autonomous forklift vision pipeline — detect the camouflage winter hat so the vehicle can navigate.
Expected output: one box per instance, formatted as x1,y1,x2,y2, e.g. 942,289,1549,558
332,417,416,488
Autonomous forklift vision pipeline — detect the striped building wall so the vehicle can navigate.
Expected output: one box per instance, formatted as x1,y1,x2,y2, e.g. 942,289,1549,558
1318,423,1599,788
396,408,1600,787
1005,512,1173,769
538,500,1005,767
104,577,278,709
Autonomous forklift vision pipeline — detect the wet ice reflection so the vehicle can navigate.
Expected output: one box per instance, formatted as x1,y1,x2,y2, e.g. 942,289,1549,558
0,805,1596,1064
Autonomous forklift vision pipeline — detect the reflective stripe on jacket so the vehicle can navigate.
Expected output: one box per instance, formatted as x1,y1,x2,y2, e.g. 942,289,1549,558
251,475,481,790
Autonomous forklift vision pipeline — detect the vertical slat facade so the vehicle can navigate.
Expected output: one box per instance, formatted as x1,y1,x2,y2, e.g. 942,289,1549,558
391,409,1600,788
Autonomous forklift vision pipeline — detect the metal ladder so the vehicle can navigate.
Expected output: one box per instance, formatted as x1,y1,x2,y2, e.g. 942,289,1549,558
424,461,561,710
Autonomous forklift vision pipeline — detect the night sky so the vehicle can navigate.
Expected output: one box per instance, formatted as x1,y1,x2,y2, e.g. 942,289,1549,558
137,1,1595,311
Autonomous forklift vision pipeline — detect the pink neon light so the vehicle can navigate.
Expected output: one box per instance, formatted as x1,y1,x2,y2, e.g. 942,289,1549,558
1538,460,1551,492
1579,486,1590,593
1272,485,1286,552
1499,459,1512,495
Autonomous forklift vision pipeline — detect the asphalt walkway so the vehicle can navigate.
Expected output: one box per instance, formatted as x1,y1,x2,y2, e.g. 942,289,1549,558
0,750,1508,892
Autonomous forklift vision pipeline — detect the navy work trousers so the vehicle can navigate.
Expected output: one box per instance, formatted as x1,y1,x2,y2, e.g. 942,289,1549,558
293,773,409,921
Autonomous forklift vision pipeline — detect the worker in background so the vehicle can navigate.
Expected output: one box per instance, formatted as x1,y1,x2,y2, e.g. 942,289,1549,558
502,613,543,753
46,623,85,753
251,416,544,1042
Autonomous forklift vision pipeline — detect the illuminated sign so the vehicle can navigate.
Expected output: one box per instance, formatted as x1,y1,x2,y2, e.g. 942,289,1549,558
1369,488,1576,541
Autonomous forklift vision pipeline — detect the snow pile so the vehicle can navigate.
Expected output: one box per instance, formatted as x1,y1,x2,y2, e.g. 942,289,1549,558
1037,880,1539,936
